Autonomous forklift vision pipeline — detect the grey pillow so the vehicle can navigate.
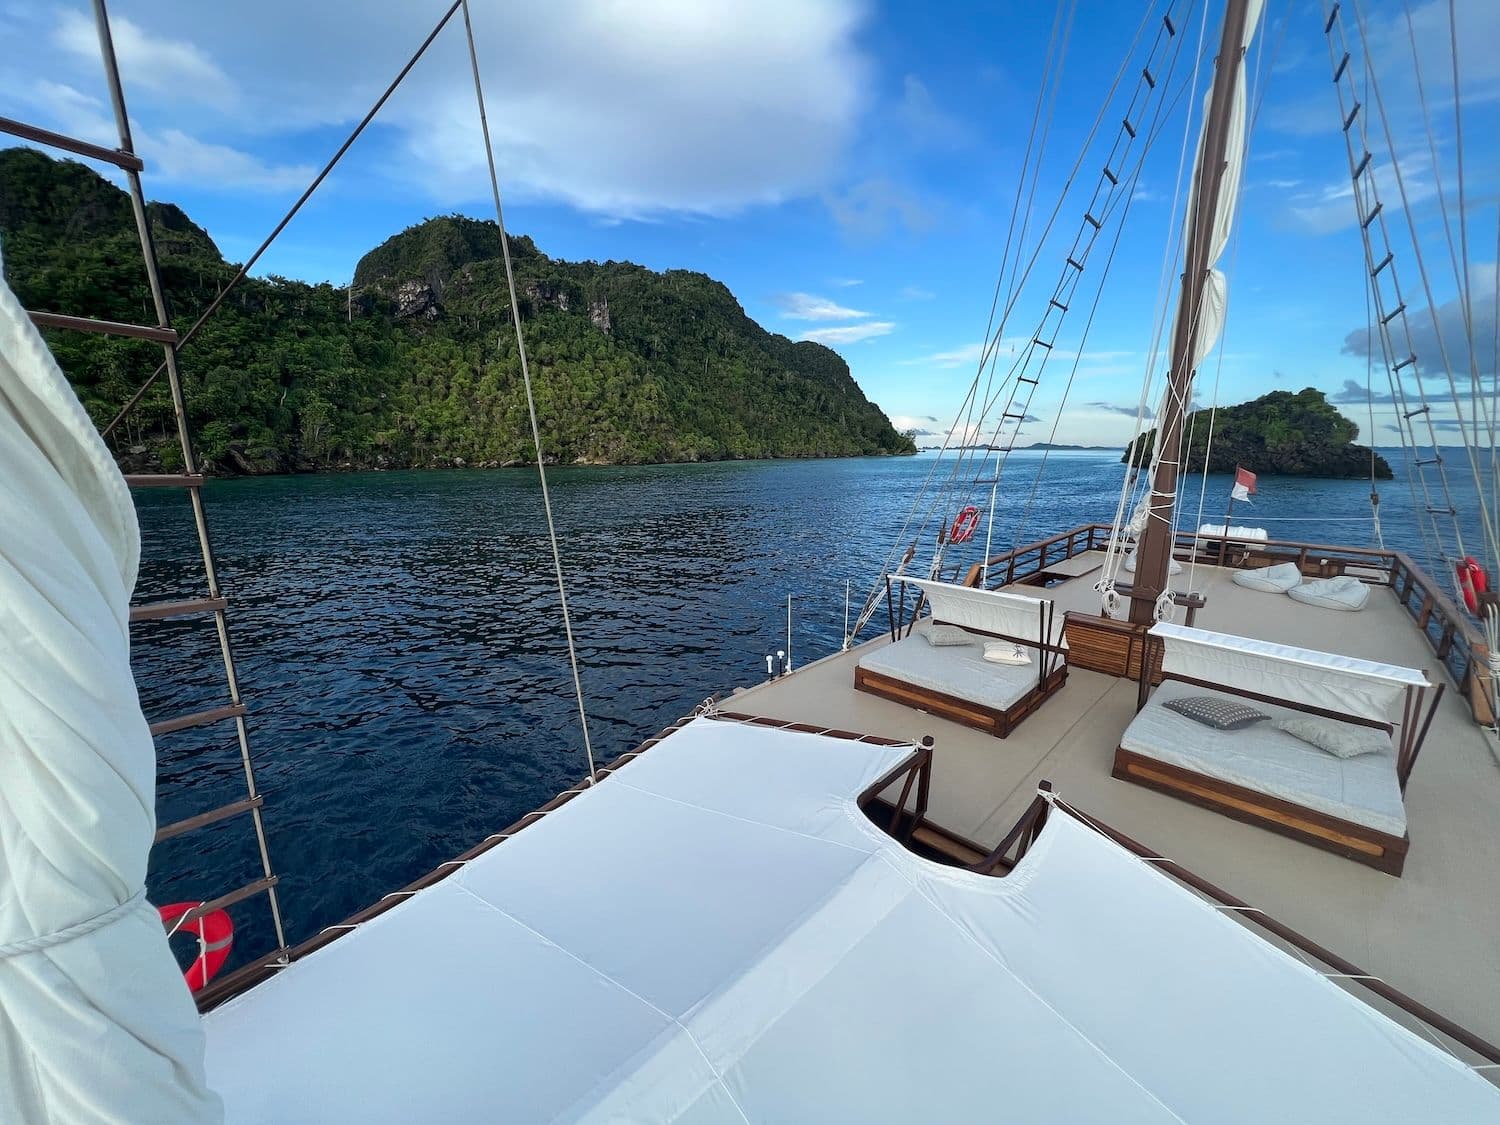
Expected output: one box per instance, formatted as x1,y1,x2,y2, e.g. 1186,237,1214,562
923,622,975,647
1162,694,1269,731
1273,716,1387,759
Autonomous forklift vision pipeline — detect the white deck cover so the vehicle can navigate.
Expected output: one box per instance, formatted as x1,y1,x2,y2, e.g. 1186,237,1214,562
900,575,1067,649
0,254,219,1120
203,717,1497,1123
1151,621,1427,724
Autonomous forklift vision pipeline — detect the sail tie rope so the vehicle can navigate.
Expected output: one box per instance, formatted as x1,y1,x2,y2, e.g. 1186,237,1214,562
0,888,146,958
461,0,597,784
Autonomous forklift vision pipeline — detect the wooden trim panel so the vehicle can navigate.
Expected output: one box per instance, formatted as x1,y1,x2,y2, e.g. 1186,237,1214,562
854,663,1067,739
1112,747,1409,876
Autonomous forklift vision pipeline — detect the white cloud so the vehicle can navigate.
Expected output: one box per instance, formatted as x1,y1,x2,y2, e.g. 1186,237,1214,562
894,75,969,149
42,1,872,219
55,10,237,111
800,321,895,345
825,177,934,239
775,292,870,320
889,413,942,436
17,80,312,193
900,337,1136,376
902,341,986,368
1286,157,1438,233
829,277,863,288
147,128,314,192
900,286,935,300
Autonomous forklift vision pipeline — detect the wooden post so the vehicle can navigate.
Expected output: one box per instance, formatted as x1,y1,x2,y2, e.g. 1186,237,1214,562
1130,0,1252,624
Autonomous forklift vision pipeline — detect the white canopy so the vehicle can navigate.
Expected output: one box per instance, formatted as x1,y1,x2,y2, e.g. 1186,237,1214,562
900,575,1067,649
1150,621,1427,724
204,716,1495,1123
0,255,219,1119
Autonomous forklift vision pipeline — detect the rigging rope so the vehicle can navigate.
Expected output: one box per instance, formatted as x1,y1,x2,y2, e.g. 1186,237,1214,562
1351,0,1498,577
103,0,468,438
846,0,1156,641
461,0,597,783
1099,0,1213,613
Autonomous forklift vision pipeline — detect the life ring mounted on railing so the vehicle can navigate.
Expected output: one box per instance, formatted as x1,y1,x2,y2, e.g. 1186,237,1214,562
1456,557,1488,616
159,902,234,991
948,505,982,545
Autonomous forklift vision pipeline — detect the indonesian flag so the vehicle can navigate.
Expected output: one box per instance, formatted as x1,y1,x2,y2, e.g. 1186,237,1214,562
1231,465,1257,503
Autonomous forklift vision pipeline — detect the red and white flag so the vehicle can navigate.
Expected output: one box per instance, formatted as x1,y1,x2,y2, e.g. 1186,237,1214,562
1230,466,1257,503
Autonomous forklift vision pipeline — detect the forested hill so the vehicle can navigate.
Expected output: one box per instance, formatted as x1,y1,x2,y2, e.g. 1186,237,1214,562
0,148,915,472
1123,388,1393,479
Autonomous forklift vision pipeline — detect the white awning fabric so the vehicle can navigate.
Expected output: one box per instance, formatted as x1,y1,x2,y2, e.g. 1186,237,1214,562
1151,621,1428,724
900,575,1068,649
0,253,220,1121
204,716,1495,1123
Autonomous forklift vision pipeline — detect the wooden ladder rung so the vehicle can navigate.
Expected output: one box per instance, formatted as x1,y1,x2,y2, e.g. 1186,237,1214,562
130,596,226,623
155,794,264,843
123,474,205,489
172,876,279,927
0,115,144,171
149,702,246,737
28,310,177,344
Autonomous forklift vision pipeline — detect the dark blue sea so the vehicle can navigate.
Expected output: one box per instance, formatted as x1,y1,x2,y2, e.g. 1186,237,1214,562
134,449,1490,972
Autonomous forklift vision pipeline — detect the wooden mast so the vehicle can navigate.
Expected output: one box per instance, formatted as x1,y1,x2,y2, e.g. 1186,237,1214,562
1129,0,1253,624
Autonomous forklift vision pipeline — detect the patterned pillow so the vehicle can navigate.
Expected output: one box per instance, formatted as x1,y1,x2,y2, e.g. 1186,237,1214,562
1162,694,1269,731
923,622,975,647
982,641,1031,666
1274,716,1387,759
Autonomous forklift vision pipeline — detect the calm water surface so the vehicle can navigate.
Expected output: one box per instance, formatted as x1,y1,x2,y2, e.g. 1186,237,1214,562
134,449,1483,968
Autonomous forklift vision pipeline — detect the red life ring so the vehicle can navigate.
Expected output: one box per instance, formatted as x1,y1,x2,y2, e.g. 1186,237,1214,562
948,505,981,544
159,902,234,991
1457,557,1487,615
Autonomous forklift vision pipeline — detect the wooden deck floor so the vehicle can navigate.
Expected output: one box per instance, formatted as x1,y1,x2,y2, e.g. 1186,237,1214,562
730,556,1500,1058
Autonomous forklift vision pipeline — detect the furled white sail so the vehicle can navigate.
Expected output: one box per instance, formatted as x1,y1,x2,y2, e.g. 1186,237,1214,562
0,252,220,1122
1181,0,1263,374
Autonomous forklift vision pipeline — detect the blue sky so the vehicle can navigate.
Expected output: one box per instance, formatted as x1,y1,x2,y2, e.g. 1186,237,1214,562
2,0,1495,447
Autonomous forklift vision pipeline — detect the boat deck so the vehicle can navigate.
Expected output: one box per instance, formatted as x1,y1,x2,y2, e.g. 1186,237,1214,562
731,553,1500,1053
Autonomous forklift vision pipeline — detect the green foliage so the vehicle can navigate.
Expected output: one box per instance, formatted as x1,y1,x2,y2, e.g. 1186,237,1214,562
1123,387,1393,479
0,149,916,472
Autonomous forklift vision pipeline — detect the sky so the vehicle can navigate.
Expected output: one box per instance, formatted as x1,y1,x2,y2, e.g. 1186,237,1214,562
1,0,1495,449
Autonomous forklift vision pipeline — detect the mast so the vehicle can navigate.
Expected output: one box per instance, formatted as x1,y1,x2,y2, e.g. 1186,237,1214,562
1129,0,1255,624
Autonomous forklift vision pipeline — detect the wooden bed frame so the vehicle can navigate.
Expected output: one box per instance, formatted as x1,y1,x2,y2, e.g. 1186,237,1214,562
856,583,1068,738
1111,631,1442,876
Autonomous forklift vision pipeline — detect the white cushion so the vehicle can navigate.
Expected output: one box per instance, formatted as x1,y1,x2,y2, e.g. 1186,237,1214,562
1232,562,1303,593
983,641,1031,666
923,622,976,647
1122,552,1183,575
1286,575,1370,611
1274,716,1388,759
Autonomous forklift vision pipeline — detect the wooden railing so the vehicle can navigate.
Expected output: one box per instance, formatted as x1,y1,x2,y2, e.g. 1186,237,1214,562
963,523,1492,722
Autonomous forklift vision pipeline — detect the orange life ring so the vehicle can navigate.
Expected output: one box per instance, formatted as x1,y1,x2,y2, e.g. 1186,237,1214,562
1457,557,1488,615
949,505,981,544
159,902,233,991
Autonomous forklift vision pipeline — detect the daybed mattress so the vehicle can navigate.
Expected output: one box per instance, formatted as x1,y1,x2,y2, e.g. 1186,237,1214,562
1120,679,1405,837
857,624,1044,713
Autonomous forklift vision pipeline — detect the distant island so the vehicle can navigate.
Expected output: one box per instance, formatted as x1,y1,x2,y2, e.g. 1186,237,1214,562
1122,388,1393,479
0,148,915,473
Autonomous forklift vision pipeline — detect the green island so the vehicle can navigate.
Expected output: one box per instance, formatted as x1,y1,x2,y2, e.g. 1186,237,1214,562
0,148,916,472
1123,388,1393,479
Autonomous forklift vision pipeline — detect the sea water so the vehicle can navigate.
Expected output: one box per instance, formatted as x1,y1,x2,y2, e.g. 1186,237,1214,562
133,449,1488,967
